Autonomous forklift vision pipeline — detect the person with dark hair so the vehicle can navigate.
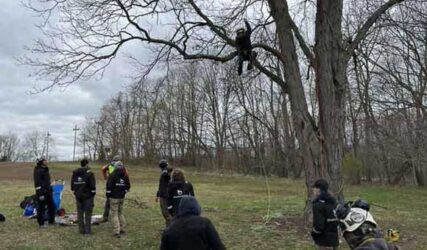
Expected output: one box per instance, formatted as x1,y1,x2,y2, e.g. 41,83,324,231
167,169,195,217
311,179,339,250
155,159,172,227
161,196,225,250
71,159,96,235
106,161,131,238
33,156,55,227
236,19,256,75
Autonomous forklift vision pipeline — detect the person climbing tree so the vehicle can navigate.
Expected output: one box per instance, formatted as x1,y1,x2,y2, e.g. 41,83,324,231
236,19,256,76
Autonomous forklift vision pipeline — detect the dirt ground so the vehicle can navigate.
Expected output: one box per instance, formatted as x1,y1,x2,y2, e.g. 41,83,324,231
0,162,72,181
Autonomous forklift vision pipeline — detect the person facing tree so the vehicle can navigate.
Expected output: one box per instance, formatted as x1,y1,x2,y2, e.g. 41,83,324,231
71,158,96,235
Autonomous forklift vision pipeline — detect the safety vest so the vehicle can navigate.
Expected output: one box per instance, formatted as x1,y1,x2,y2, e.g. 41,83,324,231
108,164,115,174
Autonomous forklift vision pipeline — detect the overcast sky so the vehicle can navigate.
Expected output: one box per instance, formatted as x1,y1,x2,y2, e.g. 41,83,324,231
0,1,135,160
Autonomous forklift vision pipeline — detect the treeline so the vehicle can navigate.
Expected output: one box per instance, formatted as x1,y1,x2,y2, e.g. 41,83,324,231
0,131,55,162
80,2,427,186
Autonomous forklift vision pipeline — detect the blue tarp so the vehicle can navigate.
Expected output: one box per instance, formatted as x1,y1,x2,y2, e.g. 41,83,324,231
52,182,64,210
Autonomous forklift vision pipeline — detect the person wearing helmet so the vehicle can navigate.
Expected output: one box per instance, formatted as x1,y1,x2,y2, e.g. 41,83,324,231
33,156,56,228
155,159,173,227
106,161,131,238
311,179,339,250
100,155,121,222
236,19,256,75
337,199,399,250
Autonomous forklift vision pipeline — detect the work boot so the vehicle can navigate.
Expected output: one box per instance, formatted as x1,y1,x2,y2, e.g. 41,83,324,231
114,233,121,238
120,230,126,235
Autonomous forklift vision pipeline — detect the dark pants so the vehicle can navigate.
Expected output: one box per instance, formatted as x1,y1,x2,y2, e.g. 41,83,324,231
76,197,94,234
238,51,255,75
103,198,110,219
159,197,171,227
36,194,55,226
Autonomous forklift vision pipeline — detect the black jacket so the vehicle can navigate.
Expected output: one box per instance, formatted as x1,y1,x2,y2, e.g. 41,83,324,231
33,164,52,197
355,238,399,250
236,20,252,52
156,169,171,198
161,196,225,250
106,168,130,199
311,192,339,247
71,166,96,201
167,181,195,216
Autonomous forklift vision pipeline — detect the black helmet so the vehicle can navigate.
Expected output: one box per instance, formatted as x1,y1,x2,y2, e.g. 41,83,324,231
159,159,168,169
352,199,370,211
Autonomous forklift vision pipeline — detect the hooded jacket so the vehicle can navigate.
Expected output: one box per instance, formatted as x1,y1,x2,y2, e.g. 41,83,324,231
167,181,195,216
33,164,52,197
157,168,171,198
106,168,130,199
311,192,339,247
160,196,225,250
71,166,96,201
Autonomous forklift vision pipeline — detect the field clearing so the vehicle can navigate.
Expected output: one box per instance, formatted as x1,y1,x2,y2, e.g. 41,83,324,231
0,162,426,249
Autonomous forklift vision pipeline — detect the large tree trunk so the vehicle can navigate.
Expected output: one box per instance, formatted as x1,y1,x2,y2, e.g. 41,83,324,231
268,0,321,206
314,0,346,201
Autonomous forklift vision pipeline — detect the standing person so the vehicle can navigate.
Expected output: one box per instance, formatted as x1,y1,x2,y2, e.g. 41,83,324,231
311,179,339,250
161,196,225,250
100,155,120,222
71,159,96,235
33,156,55,228
106,161,130,238
167,169,195,217
155,159,172,227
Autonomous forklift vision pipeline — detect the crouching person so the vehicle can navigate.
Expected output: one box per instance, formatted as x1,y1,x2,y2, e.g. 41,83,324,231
311,179,339,250
71,159,96,235
337,199,399,250
106,161,130,238
161,196,225,250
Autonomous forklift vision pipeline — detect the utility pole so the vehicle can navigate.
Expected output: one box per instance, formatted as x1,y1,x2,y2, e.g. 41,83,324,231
83,133,86,159
46,131,51,160
73,125,80,161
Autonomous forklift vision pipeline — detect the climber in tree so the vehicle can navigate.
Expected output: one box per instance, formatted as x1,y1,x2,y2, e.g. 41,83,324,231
236,19,256,75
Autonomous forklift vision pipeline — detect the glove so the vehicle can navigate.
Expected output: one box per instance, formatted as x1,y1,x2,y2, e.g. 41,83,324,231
39,195,45,201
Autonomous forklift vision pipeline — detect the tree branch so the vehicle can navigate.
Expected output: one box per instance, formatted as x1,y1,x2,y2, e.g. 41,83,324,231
346,0,406,57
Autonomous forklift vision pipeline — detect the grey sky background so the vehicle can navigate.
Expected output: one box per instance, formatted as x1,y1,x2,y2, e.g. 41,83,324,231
0,1,136,160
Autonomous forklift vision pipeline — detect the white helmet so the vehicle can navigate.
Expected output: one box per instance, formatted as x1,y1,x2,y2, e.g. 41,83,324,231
341,207,377,233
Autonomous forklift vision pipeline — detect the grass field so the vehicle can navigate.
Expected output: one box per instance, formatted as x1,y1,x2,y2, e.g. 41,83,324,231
0,162,426,250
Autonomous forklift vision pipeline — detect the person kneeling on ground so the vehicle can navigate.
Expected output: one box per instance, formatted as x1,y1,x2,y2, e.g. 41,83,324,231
71,159,96,235
161,196,225,250
336,199,399,250
167,169,195,217
311,179,339,250
155,159,173,227
106,161,131,238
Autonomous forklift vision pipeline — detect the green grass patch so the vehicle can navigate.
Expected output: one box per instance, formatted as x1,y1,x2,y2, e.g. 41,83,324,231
0,162,425,249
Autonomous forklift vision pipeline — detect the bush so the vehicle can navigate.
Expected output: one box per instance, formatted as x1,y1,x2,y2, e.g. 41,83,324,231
343,153,365,185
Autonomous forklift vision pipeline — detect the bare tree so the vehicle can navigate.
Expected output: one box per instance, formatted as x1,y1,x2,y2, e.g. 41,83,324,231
24,0,408,201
